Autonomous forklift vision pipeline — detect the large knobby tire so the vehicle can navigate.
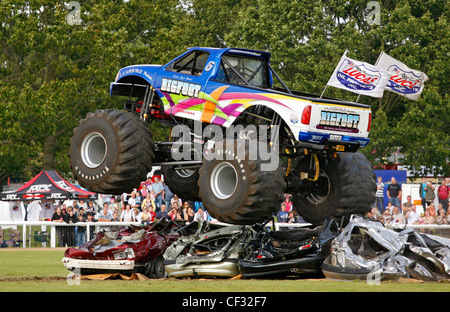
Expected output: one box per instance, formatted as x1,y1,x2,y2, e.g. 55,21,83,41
69,109,155,194
161,166,201,201
293,152,376,225
198,139,286,224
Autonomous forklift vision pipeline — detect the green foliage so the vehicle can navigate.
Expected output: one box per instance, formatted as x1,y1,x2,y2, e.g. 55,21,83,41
0,0,448,183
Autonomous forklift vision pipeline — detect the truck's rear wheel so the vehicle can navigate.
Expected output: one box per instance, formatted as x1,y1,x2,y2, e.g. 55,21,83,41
293,152,376,225
198,139,285,224
161,166,201,201
69,109,155,194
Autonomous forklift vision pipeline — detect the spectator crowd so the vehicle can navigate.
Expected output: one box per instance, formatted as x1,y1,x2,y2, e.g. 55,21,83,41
3,173,450,248
367,177,450,235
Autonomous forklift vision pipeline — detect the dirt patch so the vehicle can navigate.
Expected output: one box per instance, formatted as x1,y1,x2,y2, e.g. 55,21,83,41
0,276,67,282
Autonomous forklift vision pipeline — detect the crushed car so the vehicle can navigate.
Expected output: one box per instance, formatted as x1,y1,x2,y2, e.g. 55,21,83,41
321,216,450,282
238,219,339,279
62,219,195,278
164,219,340,279
163,221,256,278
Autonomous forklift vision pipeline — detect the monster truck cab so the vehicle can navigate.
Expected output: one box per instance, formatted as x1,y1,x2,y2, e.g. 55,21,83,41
72,47,375,225
110,47,371,154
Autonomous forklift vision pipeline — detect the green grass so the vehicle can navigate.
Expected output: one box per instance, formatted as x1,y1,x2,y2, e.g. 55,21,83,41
0,249,449,292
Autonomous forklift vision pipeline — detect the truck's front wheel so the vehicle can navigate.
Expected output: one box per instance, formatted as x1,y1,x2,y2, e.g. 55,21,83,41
69,109,155,194
198,139,285,224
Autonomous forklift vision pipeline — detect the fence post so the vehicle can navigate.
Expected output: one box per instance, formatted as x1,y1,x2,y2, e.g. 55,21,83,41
22,222,26,248
51,224,56,248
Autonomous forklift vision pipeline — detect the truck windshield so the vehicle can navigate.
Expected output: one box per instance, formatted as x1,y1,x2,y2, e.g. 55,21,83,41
216,54,269,88
167,50,210,76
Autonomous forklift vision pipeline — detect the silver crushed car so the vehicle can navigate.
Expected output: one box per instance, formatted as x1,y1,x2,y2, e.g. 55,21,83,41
163,221,257,278
321,216,450,282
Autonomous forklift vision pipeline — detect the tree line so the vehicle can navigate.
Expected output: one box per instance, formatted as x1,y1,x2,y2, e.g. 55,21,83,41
0,0,448,186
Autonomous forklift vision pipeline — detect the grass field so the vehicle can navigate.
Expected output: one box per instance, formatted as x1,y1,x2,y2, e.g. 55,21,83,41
0,248,449,293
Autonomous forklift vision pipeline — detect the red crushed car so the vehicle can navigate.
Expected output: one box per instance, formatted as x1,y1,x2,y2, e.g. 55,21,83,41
62,219,194,278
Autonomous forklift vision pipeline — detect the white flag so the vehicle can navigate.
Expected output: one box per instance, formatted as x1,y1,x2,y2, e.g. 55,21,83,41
326,51,390,98
375,51,429,100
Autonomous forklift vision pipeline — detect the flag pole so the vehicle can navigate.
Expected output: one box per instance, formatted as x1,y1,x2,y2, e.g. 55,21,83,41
355,94,361,103
321,49,348,99
320,85,328,99
374,51,384,67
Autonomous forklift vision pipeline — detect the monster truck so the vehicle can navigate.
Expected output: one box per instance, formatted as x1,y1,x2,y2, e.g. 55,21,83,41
69,47,376,225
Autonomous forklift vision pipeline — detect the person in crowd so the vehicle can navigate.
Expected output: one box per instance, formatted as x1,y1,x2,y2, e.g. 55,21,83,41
156,204,169,221
97,205,113,222
135,189,142,208
381,209,392,224
144,176,153,189
384,201,394,214
78,207,86,220
142,192,156,212
402,195,413,215
420,209,437,234
287,210,298,223
437,204,447,225
437,179,449,213
64,206,78,247
132,208,140,222
374,176,384,212
387,177,402,212
391,206,405,224
369,207,382,221
120,204,136,222
184,205,195,222
182,201,191,218
108,198,119,215
422,209,437,224
405,205,421,224
419,177,428,209
61,204,68,217
171,201,181,217
86,201,95,213
163,182,174,209
152,176,164,212
138,206,155,226
140,183,149,199
169,206,183,221
78,200,87,210
428,203,437,219
193,207,211,222
121,192,129,208
110,211,120,231
72,205,79,218
51,206,66,247
127,191,141,211
277,203,289,223
76,212,87,246
283,194,293,212
171,194,182,209
85,212,97,240
424,181,435,208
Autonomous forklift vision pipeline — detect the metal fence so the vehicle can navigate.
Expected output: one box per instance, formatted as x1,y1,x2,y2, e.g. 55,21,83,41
1,220,449,249
0,221,139,248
